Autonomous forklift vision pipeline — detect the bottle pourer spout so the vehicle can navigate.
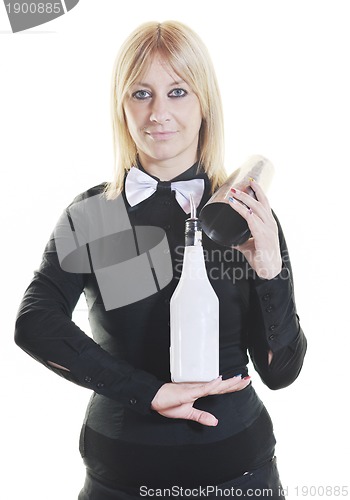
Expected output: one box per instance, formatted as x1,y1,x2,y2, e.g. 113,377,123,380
189,193,197,219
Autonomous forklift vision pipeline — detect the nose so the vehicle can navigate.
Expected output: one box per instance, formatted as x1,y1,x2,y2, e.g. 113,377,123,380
149,95,171,124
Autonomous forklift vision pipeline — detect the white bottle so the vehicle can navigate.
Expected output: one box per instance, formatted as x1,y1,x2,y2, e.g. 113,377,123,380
170,206,219,382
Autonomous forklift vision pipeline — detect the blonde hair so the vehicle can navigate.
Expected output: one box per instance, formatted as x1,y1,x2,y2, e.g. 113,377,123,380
106,20,227,199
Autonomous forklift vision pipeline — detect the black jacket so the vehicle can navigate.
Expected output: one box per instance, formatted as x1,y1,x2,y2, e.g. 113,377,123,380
15,163,306,413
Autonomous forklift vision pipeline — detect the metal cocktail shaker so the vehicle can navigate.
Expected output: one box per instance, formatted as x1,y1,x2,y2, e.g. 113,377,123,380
200,155,274,247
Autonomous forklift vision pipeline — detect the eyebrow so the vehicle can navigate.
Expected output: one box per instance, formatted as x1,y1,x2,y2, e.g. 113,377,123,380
133,79,186,87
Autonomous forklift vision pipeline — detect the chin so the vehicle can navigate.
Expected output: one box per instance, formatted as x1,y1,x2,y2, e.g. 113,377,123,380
146,149,181,163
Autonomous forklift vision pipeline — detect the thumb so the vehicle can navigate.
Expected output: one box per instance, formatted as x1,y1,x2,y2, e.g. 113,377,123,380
188,407,218,427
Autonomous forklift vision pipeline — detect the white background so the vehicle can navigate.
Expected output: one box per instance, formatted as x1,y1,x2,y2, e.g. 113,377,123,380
1,0,349,498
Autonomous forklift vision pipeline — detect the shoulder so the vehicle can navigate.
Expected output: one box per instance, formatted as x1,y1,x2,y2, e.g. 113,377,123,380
67,182,109,208
63,182,128,231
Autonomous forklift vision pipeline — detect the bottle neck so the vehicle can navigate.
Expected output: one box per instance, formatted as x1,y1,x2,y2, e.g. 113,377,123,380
182,218,208,278
185,218,203,247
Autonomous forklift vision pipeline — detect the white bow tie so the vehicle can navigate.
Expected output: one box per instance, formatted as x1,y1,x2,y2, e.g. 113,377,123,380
124,166,205,214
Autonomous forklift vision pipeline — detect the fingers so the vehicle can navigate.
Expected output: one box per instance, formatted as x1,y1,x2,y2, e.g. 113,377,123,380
186,375,251,401
152,376,252,426
152,376,252,421
207,375,251,395
227,195,264,247
186,376,252,426
247,178,270,208
228,179,271,223
185,376,223,401
151,378,223,412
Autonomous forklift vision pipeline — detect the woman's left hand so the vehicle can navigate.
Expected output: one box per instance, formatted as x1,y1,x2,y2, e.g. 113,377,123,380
228,178,282,280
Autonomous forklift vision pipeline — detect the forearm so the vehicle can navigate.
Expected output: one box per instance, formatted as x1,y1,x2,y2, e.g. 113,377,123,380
15,306,164,414
248,266,307,389
15,257,164,416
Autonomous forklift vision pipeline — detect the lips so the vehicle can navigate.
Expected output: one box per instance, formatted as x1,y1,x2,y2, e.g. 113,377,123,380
146,131,177,140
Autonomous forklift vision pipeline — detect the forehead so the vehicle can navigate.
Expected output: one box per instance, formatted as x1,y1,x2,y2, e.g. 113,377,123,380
137,54,185,84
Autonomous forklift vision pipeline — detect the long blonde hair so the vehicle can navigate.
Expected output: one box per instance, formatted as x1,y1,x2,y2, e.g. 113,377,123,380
106,20,227,199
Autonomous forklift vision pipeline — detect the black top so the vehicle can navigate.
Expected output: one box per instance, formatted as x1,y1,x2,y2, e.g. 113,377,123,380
15,162,307,490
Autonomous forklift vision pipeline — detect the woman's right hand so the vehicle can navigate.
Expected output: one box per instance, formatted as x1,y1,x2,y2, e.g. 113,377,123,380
150,375,251,427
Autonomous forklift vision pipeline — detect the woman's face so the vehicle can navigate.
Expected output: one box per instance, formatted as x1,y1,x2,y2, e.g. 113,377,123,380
123,54,202,179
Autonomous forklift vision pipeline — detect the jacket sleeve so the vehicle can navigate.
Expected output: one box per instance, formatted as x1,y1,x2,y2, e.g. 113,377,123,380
246,213,307,389
14,204,165,415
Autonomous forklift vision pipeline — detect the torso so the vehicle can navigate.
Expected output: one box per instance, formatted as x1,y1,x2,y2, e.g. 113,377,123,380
79,173,276,490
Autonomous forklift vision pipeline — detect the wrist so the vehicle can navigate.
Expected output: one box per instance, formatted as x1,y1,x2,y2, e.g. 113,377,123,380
256,258,282,280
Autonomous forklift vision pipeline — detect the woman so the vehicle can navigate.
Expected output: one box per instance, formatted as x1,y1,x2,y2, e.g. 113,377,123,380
15,21,307,499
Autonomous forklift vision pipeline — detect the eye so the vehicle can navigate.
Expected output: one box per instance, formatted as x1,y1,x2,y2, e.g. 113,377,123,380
168,88,187,98
132,90,152,100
